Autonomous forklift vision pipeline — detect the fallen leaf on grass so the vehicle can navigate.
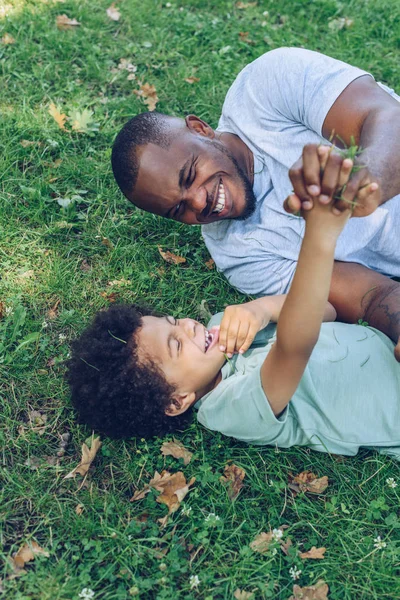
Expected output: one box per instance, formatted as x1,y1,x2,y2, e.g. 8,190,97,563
185,76,200,84
280,536,293,556
288,471,329,495
161,439,193,465
0,302,6,319
108,278,131,287
47,299,60,320
250,531,275,554
28,410,47,435
80,259,91,272
75,504,84,515
12,541,49,570
220,464,245,500
20,140,42,148
130,470,195,525
134,82,159,111
236,1,257,8
106,3,121,20
328,17,353,31
64,435,101,479
289,580,329,600
205,258,215,269
48,102,67,130
299,546,326,560
70,109,99,134
1,33,15,44
100,291,118,303
158,246,186,265
234,589,255,600
101,237,114,250
56,14,81,29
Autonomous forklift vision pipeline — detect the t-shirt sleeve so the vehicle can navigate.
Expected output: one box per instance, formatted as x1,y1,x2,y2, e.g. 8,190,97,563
196,366,290,445
220,47,372,137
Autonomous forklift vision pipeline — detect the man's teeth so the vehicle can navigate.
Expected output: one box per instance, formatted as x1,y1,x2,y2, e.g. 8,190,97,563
212,182,226,214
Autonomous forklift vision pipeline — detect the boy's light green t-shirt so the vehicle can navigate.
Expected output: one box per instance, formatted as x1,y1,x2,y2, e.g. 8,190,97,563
196,316,400,460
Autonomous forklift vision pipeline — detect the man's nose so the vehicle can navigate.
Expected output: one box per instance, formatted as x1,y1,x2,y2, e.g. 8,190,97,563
186,187,208,214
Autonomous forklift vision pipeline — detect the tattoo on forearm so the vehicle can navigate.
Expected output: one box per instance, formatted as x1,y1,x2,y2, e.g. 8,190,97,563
363,283,400,342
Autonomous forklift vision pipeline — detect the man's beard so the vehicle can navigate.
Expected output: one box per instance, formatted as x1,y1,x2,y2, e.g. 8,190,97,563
206,139,257,221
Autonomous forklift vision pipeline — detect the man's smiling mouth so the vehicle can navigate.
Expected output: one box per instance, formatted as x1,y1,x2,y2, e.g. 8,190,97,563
212,181,226,214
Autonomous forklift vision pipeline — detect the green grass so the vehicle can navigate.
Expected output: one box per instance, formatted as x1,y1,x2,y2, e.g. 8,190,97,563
1,0,400,598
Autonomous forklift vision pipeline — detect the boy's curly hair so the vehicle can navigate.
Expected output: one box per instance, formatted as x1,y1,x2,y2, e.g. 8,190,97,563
66,304,192,438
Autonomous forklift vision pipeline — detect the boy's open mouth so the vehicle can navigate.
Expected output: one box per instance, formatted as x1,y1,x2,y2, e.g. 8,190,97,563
204,326,220,353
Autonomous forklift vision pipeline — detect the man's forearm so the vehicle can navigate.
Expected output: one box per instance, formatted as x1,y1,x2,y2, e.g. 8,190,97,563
362,281,400,345
358,107,400,203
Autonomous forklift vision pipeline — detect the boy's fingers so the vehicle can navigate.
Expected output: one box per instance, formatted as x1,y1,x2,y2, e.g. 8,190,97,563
235,322,251,353
239,324,258,354
225,322,241,357
218,316,231,352
337,158,353,189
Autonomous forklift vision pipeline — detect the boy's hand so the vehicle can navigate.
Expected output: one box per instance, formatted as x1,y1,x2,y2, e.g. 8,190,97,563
284,144,380,216
219,300,270,357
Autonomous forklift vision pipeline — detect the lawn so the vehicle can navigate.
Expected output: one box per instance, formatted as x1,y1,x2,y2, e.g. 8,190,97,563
1,0,400,598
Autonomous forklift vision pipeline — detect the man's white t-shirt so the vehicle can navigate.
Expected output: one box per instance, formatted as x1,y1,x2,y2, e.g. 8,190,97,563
202,47,400,296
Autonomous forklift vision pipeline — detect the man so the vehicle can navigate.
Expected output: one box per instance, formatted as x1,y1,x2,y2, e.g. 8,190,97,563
111,47,400,360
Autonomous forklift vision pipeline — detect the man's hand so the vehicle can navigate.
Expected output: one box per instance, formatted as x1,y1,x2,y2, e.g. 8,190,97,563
284,144,380,217
218,300,271,357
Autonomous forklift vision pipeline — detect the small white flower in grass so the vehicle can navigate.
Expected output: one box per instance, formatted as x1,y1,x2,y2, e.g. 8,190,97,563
272,528,283,541
79,589,95,600
58,333,66,342
165,2,171,6
386,477,397,489
204,512,220,525
5,306,14,316
190,575,200,589
42,321,49,329
181,504,192,517
374,536,387,550
289,567,302,580
271,547,278,556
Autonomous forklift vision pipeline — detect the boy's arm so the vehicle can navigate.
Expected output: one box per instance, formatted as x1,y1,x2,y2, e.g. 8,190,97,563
260,221,342,416
218,296,336,357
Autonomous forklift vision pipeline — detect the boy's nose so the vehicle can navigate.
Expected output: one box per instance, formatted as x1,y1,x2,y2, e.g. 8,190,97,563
180,318,197,338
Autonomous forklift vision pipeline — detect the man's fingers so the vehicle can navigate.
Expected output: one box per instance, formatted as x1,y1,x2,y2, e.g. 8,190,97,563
319,151,344,204
283,194,308,214
302,144,322,196
289,157,314,204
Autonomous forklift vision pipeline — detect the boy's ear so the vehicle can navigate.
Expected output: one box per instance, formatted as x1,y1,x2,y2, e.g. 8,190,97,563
165,392,196,417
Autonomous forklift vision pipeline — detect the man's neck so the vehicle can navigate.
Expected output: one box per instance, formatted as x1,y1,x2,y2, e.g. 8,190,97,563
219,132,254,186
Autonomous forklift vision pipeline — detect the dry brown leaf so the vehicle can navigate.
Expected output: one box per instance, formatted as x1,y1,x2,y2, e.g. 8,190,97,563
289,471,329,495
134,82,159,111
12,541,49,570
130,487,151,502
250,531,274,554
158,246,186,265
80,259,91,272
20,140,42,148
150,470,196,513
220,463,245,500
205,258,215,269
48,102,67,130
1,33,15,44
107,278,131,287
100,291,118,303
28,410,47,435
236,1,257,8
280,536,293,556
64,436,101,479
0,302,6,319
299,546,326,560
106,3,121,20
234,589,255,600
101,237,114,249
75,504,84,515
56,14,81,29
289,580,329,600
185,76,200,84
47,299,60,320
161,440,193,465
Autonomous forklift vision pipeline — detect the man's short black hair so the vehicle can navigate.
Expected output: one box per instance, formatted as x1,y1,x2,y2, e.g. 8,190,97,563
111,111,175,199
66,303,192,439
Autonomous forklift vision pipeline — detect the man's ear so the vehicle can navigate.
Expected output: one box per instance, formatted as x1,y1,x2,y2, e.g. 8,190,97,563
165,392,196,417
185,115,215,139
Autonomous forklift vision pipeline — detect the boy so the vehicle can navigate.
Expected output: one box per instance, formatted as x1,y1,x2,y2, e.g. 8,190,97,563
67,165,400,460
